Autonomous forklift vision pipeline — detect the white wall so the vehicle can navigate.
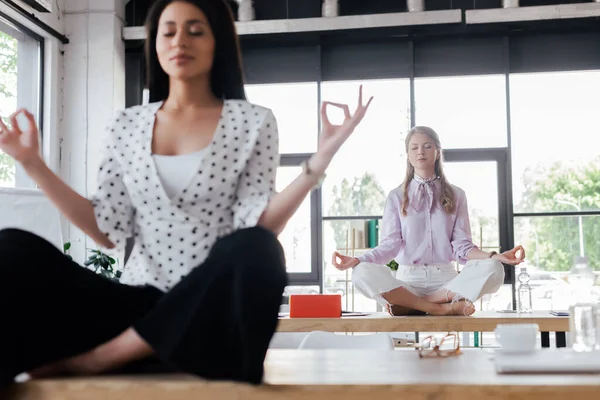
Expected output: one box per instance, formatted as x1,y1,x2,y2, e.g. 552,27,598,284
61,0,127,262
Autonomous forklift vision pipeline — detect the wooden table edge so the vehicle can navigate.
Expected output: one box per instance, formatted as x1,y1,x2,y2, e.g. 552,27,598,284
4,380,598,400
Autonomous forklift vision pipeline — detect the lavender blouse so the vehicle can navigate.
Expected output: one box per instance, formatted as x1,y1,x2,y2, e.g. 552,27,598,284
357,175,478,266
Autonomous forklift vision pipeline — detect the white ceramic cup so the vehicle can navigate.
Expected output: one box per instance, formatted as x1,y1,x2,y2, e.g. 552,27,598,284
494,323,539,353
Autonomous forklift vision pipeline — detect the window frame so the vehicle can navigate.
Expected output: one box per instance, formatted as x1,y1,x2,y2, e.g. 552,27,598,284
443,148,513,287
280,154,323,285
0,12,44,189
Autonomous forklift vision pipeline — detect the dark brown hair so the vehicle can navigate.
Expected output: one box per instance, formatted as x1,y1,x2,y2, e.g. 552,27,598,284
144,0,246,102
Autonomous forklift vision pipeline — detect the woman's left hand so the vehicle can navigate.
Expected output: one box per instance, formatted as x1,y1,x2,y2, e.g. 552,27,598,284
494,245,526,265
318,85,373,159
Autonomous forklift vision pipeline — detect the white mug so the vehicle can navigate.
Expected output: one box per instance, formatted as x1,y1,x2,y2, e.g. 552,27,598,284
494,323,539,353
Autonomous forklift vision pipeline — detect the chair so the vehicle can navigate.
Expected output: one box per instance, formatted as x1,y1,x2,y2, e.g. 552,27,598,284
269,332,310,349
298,331,395,350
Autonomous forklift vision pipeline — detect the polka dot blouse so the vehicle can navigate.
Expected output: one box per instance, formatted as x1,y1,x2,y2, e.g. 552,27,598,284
90,100,279,291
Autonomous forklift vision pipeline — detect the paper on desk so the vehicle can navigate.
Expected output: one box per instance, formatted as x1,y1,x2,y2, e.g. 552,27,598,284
277,312,372,318
495,349,600,374
341,311,371,317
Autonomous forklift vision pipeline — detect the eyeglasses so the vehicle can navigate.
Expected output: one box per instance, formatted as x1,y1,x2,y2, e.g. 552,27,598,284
415,332,461,358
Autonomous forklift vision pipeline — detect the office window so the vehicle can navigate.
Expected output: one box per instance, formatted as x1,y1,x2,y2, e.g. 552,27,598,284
415,74,507,149
321,79,410,311
321,79,411,218
511,70,600,214
245,82,319,154
511,70,600,311
276,166,312,274
514,215,599,311
0,18,42,188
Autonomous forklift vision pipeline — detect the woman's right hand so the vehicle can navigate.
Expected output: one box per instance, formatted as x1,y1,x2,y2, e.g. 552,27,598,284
332,251,360,271
305,86,373,177
494,245,526,266
0,109,114,249
0,109,42,167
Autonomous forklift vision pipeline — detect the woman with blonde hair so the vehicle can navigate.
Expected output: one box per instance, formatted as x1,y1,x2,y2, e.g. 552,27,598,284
332,126,525,316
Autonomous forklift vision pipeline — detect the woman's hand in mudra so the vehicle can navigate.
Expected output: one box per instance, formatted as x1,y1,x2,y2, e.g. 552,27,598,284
303,86,373,181
318,85,373,158
0,109,42,167
493,245,526,265
332,251,360,271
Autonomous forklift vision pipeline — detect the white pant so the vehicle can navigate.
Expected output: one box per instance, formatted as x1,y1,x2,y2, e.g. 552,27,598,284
352,260,505,307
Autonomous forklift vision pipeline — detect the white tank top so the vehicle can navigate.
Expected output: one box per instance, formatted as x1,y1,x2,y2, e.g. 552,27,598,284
152,149,206,199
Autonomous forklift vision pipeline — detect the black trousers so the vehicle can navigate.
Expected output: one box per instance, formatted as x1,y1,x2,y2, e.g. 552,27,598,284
0,226,287,387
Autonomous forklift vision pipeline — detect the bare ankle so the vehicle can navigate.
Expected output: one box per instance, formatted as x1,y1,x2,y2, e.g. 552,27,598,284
427,303,445,315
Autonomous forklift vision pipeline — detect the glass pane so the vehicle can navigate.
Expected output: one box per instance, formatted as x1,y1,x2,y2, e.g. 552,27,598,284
515,215,600,311
444,161,500,253
283,285,320,297
323,219,379,313
479,284,513,312
280,286,321,314
245,82,318,154
510,70,600,213
515,215,599,271
0,21,40,189
414,75,507,149
0,28,18,187
321,79,411,218
276,166,311,273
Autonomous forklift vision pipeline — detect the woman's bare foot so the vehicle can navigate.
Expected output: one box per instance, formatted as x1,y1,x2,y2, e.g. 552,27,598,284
424,289,457,304
28,327,154,378
385,304,427,316
382,287,452,316
434,300,475,316
422,300,475,316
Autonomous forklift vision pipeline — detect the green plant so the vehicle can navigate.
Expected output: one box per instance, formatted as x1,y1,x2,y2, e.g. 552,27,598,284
63,242,73,261
84,249,122,281
386,259,399,271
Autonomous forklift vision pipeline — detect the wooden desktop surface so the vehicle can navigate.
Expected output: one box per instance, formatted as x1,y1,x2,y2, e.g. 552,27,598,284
277,311,569,332
5,349,598,400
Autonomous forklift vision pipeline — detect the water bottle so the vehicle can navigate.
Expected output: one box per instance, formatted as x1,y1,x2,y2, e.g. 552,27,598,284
517,267,533,313
568,256,598,352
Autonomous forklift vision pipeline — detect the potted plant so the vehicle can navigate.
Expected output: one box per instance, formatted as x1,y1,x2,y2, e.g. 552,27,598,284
63,241,121,281
386,259,399,274
63,241,73,261
84,249,122,281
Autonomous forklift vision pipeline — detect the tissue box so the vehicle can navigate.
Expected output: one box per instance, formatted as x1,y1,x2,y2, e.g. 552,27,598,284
289,294,342,318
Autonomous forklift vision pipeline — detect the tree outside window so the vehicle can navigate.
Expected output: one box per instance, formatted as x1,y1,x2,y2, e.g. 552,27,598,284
0,30,17,185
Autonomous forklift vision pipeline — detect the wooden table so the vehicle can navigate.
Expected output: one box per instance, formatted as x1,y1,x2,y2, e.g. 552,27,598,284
5,350,599,399
277,311,569,347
